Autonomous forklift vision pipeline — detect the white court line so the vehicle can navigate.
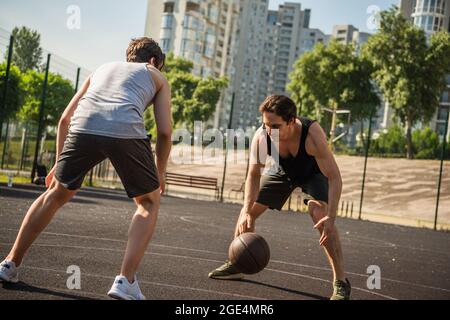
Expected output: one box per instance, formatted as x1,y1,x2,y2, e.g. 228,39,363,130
264,268,398,300
21,265,264,300
1,227,221,255
180,216,397,249
1,241,398,300
2,228,449,294
270,259,450,294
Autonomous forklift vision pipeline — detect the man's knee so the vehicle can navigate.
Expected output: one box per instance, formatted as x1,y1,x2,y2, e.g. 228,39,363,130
45,182,76,206
134,189,160,211
308,200,327,224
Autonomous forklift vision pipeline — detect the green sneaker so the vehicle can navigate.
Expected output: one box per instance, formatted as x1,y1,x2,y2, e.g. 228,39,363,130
330,278,351,300
208,261,243,280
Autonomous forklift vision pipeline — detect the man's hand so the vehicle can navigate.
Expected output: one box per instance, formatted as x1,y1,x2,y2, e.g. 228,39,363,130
45,165,57,188
158,171,165,194
235,208,255,238
313,216,335,246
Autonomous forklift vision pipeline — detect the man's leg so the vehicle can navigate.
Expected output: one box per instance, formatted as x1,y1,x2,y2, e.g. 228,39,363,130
307,200,346,282
5,180,77,267
119,189,160,283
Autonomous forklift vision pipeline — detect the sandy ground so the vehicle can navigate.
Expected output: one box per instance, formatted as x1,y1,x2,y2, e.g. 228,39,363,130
164,146,450,227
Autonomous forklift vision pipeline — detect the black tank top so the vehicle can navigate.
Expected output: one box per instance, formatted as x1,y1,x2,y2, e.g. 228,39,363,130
266,117,322,182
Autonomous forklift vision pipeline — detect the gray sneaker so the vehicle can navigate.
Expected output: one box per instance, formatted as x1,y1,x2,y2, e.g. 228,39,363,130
208,261,243,280
0,260,19,283
330,278,351,300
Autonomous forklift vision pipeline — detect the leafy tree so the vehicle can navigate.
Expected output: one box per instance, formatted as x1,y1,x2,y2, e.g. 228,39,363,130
0,62,24,120
371,125,406,156
288,40,379,146
163,52,194,74
144,52,228,133
412,127,440,159
362,7,450,159
18,70,74,128
8,26,43,72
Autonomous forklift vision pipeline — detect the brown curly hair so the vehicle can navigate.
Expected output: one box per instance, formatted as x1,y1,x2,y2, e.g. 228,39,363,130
126,37,165,69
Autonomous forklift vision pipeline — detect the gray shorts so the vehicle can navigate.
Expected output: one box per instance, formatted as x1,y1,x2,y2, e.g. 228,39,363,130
55,132,160,198
256,168,328,210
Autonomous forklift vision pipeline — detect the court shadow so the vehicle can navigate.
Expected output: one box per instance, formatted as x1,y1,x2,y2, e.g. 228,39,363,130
1,281,97,300
0,187,98,205
0,184,129,204
240,279,328,300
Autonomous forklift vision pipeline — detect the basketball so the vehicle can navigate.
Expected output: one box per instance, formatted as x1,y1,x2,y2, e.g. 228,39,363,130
228,233,270,274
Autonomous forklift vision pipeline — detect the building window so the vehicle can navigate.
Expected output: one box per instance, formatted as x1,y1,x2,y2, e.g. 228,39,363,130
162,15,173,29
161,39,171,52
164,2,174,13
441,89,450,103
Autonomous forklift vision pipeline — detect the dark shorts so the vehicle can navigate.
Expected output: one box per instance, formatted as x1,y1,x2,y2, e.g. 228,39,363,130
256,168,328,210
55,132,160,198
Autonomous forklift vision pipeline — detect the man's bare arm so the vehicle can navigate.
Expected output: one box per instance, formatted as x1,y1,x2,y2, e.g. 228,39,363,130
153,77,172,190
243,129,267,213
308,123,342,219
56,75,91,160
45,75,91,188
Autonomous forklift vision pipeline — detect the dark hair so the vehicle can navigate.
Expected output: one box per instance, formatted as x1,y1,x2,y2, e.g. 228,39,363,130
126,37,165,69
259,95,297,123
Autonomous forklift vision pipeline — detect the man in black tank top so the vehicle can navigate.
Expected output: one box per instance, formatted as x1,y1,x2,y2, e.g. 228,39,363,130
209,95,351,300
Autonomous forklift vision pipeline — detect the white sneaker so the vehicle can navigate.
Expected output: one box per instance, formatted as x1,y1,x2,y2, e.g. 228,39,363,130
0,260,19,283
107,275,146,300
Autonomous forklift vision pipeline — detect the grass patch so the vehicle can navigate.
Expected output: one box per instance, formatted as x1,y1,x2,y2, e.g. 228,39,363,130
0,174,32,185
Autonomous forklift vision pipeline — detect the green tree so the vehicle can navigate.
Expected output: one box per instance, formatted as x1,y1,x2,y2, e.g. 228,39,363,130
371,125,406,156
362,7,450,159
0,62,24,120
412,127,440,159
163,52,194,74
288,40,380,146
19,70,74,128
144,52,228,133
8,26,43,72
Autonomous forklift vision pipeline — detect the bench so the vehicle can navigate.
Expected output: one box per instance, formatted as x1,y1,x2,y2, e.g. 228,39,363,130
228,181,245,200
165,172,221,200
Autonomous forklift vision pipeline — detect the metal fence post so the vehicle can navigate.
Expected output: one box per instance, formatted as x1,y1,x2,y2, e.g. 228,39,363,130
0,35,14,162
434,108,449,231
220,92,235,202
359,113,373,220
31,53,51,182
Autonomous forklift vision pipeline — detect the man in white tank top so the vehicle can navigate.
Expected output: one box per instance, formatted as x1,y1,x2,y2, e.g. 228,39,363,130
0,38,172,300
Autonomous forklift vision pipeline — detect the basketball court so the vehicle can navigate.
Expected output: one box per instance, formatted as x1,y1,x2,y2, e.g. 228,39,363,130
1,183,450,300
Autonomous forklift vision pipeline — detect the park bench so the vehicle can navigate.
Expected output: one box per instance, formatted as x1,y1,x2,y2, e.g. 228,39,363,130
228,181,245,200
165,172,221,200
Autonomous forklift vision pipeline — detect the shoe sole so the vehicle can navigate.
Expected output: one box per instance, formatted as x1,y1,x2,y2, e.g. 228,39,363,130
0,274,19,283
208,273,244,280
107,290,136,300
108,289,146,300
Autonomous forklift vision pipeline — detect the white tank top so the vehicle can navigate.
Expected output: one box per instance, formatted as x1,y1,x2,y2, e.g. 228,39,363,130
70,61,156,139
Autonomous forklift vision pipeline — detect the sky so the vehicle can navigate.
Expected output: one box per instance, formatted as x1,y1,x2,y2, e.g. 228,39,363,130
0,0,397,72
